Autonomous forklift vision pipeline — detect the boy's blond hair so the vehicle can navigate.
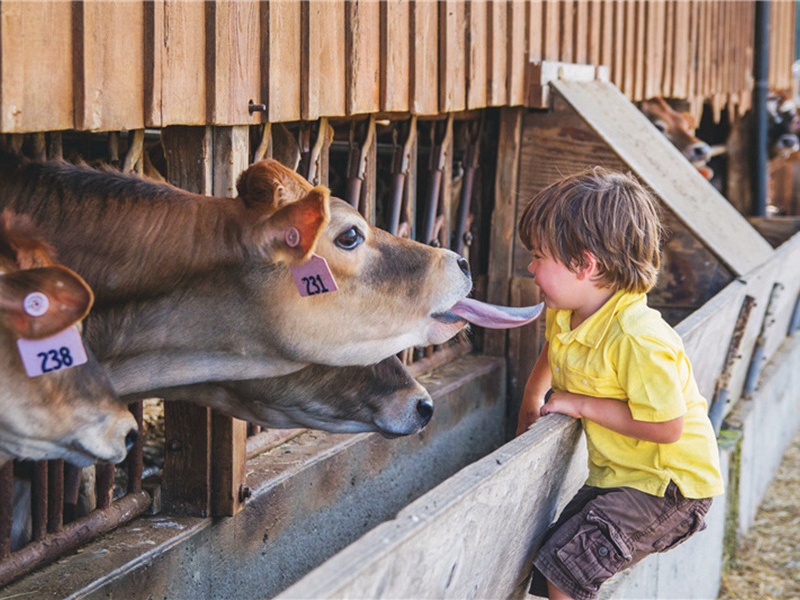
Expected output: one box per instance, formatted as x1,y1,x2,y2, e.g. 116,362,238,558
518,167,663,293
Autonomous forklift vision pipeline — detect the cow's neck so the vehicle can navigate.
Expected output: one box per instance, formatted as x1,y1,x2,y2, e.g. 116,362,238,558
7,160,257,303
107,351,305,397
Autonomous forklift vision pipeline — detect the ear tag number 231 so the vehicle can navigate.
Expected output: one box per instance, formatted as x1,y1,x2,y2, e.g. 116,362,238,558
17,326,89,378
285,227,338,297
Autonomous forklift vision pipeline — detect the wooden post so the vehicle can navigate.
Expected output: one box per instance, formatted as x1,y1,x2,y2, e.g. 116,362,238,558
160,126,215,517
209,125,250,517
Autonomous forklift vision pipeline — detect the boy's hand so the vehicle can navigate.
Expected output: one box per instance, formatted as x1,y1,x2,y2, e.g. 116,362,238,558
539,391,585,419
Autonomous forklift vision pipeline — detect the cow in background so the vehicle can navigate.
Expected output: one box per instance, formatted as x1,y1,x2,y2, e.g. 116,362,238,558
0,211,137,466
766,91,800,159
640,97,714,180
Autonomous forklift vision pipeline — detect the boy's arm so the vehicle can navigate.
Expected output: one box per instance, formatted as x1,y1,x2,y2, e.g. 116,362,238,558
541,390,684,444
516,341,552,436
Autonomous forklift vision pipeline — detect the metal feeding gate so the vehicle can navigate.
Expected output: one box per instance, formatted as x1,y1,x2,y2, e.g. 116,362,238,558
0,112,492,586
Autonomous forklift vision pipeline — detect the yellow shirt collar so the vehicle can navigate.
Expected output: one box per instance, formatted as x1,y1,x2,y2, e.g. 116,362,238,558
553,289,645,348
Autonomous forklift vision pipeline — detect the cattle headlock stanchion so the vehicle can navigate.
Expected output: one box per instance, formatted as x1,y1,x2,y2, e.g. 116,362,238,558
421,114,453,248
388,116,417,239
345,116,376,214
452,117,483,256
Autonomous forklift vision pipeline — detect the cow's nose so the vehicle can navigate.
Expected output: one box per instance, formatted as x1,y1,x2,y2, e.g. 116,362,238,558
688,143,711,163
124,427,139,453
416,399,434,424
457,257,471,279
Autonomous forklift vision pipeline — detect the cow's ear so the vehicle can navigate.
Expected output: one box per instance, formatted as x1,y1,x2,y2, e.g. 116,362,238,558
681,112,698,131
236,159,313,212
253,186,330,263
0,266,93,339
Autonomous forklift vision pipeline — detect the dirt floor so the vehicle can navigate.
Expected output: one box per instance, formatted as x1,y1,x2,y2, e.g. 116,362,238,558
718,427,800,599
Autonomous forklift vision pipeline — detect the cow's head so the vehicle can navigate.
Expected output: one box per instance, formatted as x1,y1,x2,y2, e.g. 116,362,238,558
640,98,713,177
188,355,434,437
0,211,138,467
235,160,473,367
766,92,800,159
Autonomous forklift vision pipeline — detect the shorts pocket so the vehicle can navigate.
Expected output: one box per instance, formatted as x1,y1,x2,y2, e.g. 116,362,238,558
555,510,632,591
653,503,710,553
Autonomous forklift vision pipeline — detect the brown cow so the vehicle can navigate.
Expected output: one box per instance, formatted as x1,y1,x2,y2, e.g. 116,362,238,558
639,98,713,178
0,154,520,399
0,211,137,467
157,355,434,437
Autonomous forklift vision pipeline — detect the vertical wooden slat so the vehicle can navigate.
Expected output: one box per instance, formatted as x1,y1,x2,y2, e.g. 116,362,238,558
348,0,381,115
662,1,675,98
467,1,488,110
574,0,588,65
672,0,690,99
410,1,439,115
159,1,206,125
210,0,260,125
542,0,560,61
0,1,73,132
529,0,544,63
560,0,574,64
439,0,467,113
144,0,164,127
378,0,406,113
508,0,528,106
610,0,624,90
95,463,115,511
633,0,646,101
588,0,602,68
487,0,508,106
77,0,144,131
264,0,302,123
622,0,636,98
303,0,346,120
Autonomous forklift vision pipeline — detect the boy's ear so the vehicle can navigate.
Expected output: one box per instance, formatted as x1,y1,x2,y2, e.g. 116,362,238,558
576,251,599,281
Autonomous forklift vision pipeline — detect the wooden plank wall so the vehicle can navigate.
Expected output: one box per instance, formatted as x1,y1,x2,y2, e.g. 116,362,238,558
1,1,794,133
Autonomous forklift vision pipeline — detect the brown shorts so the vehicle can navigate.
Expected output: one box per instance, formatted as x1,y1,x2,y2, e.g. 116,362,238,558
529,482,712,600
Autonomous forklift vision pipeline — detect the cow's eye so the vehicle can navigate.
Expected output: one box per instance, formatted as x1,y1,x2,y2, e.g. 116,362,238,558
654,120,667,133
335,226,364,250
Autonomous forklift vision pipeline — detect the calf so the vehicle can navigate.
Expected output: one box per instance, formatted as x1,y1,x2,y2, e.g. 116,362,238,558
160,355,434,437
639,98,713,178
0,211,137,467
0,154,512,397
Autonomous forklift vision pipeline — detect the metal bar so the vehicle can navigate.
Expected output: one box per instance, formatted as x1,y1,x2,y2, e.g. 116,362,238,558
743,282,783,398
47,460,64,534
708,294,756,433
31,462,47,542
789,292,800,336
0,462,13,559
752,0,770,216
0,491,150,588
127,401,144,494
388,117,417,236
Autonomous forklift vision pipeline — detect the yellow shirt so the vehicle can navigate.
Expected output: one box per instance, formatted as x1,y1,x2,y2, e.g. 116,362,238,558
546,289,724,499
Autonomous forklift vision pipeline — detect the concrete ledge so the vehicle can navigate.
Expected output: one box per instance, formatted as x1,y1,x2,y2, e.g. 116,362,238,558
4,354,507,598
280,415,587,599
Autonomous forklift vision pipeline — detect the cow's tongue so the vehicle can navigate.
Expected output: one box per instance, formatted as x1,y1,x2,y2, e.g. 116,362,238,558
450,298,545,329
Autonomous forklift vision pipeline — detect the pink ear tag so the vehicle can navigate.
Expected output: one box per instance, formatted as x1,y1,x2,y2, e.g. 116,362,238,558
17,325,89,378
290,254,339,297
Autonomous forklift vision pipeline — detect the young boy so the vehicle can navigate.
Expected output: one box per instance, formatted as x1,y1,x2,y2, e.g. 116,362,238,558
516,168,724,600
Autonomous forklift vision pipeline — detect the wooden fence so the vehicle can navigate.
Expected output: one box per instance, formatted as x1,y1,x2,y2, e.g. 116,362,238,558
0,1,795,134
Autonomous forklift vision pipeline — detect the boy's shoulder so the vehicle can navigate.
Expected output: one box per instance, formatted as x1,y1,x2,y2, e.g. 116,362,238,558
612,296,683,348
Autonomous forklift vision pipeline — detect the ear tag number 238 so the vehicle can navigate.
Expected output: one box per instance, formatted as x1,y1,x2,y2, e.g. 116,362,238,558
285,227,339,297
17,326,89,378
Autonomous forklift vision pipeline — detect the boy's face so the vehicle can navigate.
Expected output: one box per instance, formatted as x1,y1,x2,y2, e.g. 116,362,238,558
527,252,591,312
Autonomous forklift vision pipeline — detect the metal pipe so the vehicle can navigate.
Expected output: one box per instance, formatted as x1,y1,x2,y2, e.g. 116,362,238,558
753,0,770,216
